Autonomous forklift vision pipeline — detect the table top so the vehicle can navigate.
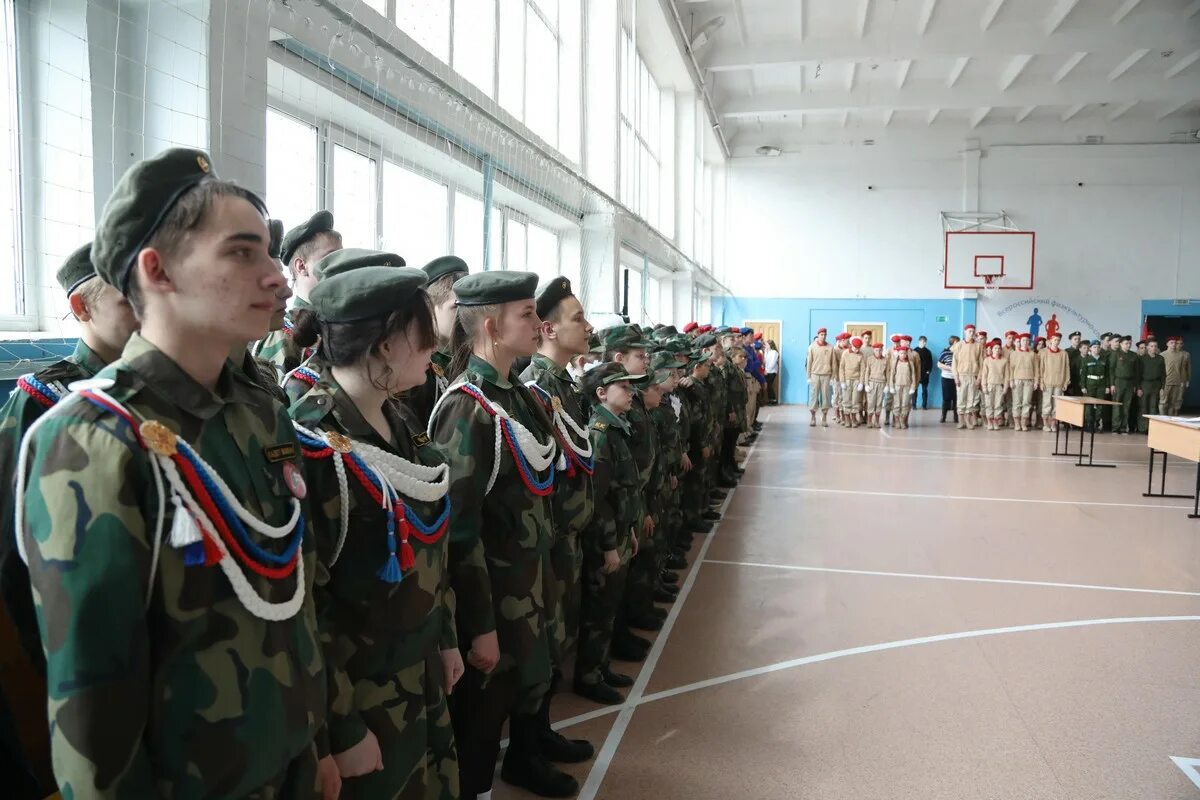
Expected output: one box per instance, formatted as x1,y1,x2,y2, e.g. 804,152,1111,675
1055,395,1121,406
1142,415,1200,432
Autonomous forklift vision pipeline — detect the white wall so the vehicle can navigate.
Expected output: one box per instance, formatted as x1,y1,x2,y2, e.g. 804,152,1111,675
725,143,1200,336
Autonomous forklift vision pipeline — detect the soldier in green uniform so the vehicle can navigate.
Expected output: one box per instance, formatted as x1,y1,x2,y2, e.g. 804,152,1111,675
1110,335,1142,434
409,256,471,428
519,276,597,763
18,149,335,798
574,363,644,706
0,243,139,798
679,349,715,537
1137,337,1166,433
287,265,463,799
427,271,573,799
1082,341,1110,430
233,219,291,405
1066,331,1083,395
722,345,749,484
644,356,683,597
658,337,696,566
279,249,407,406
254,210,344,378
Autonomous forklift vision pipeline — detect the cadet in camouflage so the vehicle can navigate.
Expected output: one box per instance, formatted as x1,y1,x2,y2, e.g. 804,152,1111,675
428,271,576,799
19,149,332,799
0,243,138,798
288,265,462,799
408,256,471,429
235,219,290,405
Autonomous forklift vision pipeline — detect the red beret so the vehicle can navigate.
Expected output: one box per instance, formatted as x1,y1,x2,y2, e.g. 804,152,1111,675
1006,330,1018,338
965,324,976,331
851,337,863,347
1036,336,1046,343
699,325,713,333
872,342,884,349
817,327,827,334
978,331,988,338
989,338,1002,347
901,335,913,341
683,322,698,333
836,332,850,341
1019,332,1031,339
898,344,910,351
754,333,763,340
891,335,901,343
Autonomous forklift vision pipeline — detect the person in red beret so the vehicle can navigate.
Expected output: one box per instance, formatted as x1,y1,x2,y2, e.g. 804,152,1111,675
838,337,866,427
831,333,851,424
890,344,918,428
683,321,699,335
807,328,834,426
864,342,889,428
1009,332,1039,431
952,325,984,429
981,339,1010,430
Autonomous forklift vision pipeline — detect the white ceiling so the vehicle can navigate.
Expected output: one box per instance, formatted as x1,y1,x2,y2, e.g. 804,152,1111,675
673,0,1200,156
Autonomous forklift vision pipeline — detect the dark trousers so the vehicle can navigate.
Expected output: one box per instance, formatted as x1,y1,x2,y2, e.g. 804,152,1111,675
940,377,957,415
916,378,931,409
450,665,518,796
766,373,778,404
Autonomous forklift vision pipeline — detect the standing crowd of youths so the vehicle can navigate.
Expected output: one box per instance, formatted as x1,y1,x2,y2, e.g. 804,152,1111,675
0,148,769,800
803,329,933,429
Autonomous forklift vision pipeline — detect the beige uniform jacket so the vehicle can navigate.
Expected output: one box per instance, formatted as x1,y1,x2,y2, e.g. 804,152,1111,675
1039,348,1070,389
807,343,834,377
981,356,1010,388
865,355,890,382
839,350,865,383
1008,349,1039,381
891,357,917,387
1163,350,1191,386
953,341,984,378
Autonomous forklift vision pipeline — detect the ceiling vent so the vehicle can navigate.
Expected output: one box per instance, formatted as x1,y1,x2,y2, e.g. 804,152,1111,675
1083,135,1104,144
863,139,876,146
755,145,782,157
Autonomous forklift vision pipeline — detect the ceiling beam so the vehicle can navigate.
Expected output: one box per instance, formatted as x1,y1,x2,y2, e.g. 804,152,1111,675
999,54,1034,90
1053,51,1087,83
1060,103,1086,121
970,107,991,128
702,15,1200,72
1107,48,1149,81
897,59,912,89
917,0,940,35
857,0,872,39
1157,99,1192,120
842,110,850,127
1045,0,1082,34
719,74,1197,117
1165,49,1200,79
1015,106,1036,123
981,0,1007,31
947,56,970,88
1112,0,1145,24
927,108,941,125
1107,100,1136,120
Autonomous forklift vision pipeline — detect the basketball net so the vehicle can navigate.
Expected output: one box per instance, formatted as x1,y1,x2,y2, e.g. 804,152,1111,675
981,275,999,292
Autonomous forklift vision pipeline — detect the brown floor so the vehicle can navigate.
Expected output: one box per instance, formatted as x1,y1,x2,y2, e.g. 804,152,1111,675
494,406,1200,800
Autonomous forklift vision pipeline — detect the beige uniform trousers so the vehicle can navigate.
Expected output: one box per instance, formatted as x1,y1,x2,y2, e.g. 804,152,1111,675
810,374,832,410
1163,384,1184,416
982,384,1006,419
957,377,980,415
865,381,886,414
1011,379,1034,420
1041,386,1064,420
892,386,913,417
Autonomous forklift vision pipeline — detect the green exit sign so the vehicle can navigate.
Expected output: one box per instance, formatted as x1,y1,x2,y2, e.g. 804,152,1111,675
935,314,949,323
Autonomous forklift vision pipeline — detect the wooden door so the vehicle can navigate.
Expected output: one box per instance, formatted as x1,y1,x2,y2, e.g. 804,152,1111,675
845,322,885,346
744,320,782,355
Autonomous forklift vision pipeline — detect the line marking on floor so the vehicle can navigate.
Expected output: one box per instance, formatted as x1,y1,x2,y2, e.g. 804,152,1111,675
879,427,892,439
553,615,1200,736
702,559,1200,598
786,437,1171,465
574,423,767,800
734,484,1195,511
790,448,1176,466
1170,757,1200,791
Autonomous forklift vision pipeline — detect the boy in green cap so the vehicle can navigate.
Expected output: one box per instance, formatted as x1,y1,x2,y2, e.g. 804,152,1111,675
1110,335,1141,434
0,243,139,798
16,148,335,799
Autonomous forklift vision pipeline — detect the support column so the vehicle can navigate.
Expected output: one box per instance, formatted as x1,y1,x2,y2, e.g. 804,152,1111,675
580,212,619,316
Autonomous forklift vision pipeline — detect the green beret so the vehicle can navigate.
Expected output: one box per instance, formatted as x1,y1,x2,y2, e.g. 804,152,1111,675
313,248,405,280
310,266,427,323
693,333,717,349
56,243,96,295
422,255,470,286
588,332,603,354
267,219,284,261
535,276,575,319
655,325,679,339
454,270,538,307
281,210,336,265
600,323,652,352
93,147,218,292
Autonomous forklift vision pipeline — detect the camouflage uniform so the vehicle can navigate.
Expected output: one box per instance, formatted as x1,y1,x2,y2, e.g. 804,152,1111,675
0,340,107,798
618,388,661,631
253,297,315,381
237,349,289,406
678,377,711,530
576,404,639,687
649,395,683,557
519,353,594,661
429,355,555,794
291,370,458,800
20,334,326,799
406,349,453,434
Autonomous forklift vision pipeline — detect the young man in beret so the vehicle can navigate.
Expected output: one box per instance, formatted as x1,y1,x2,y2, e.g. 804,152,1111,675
518,276,598,762
17,149,335,799
953,324,983,429
1138,337,1166,433
253,210,343,377
1039,332,1070,432
1162,337,1191,416
806,327,833,427
0,243,139,798
1110,335,1142,434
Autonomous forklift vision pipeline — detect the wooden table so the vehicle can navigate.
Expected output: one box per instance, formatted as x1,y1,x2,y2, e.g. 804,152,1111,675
1052,396,1121,468
1142,415,1200,519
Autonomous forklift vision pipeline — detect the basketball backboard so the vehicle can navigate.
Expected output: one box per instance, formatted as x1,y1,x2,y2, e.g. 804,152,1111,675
943,231,1036,291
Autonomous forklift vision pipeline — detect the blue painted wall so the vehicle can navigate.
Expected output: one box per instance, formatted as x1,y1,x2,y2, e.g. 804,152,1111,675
719,296,977,406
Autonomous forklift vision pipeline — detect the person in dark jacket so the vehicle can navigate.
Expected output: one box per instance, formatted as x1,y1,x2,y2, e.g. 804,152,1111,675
938,336,959,423
915,336,934,409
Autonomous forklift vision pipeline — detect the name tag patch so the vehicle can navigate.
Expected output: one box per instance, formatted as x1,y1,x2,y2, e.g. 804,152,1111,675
264,442,297,463
411,432,431,447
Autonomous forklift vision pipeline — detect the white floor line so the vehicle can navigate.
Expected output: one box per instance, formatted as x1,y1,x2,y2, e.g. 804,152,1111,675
787,448,1190,468
879,427,892,439
575,423,767,800
797,438,1155,464
702,559,1200,598
734,484,1195,511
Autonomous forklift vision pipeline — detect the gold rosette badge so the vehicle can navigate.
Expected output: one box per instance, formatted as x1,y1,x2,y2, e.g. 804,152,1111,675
140,420,177,456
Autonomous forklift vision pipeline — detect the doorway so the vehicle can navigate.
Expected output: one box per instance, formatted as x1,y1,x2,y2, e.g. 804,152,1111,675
1145,314,1198,412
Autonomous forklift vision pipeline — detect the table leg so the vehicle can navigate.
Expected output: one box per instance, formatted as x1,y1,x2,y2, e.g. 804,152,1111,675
1076,416,1117,468
1191,462,1200,520
1142,449,1194,498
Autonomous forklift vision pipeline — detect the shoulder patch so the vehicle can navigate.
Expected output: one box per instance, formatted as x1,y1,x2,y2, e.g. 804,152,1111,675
411,431,431,447
264,442,297,463
592,421,608,431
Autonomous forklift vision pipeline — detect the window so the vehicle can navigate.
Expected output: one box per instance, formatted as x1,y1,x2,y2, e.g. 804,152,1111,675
0,0,20,317
526,223,558,281
452,191,484,268
382,162,448,267
505,217,526,271
646,275,660,325
265,109,319,235
332,145,378,250
524,8,557,146
396,0,451,62
361,0,388,16
624,266,643,324
618,29,663,230
453,0,496,98
658,277,674,324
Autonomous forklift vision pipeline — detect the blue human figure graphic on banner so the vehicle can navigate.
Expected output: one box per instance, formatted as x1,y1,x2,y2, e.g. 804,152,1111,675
1026,307,1043,339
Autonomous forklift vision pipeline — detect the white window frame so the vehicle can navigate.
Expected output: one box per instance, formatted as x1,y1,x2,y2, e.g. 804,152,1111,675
1,0,28,328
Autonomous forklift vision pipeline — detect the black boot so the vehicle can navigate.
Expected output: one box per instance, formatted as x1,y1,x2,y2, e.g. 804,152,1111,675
536,677,594,763
953,411,959,423
501,715,580,797
940,410,947,423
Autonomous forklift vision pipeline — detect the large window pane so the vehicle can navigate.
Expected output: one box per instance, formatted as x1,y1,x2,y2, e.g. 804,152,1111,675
530,0,557,27
625,267,642,323
498,0,524,117
397,0,451,62
452,191,484,268
382,162,448,267
526,223,557,280
505,218,526,271
646,276,659,324
265,109,319,238
332,145,377,249
558,0,581,162
0,0,19,316
488,206,503,271
659,278,674,324
525,13,557,146
453,0,496,98
360,0,388,16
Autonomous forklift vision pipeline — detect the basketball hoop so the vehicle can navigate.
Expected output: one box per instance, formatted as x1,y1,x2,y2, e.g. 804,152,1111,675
982,275,998,291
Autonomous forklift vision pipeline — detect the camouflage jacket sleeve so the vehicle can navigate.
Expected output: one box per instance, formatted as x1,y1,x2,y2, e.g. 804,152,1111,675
21,408,161,799
585,426,620,553
430,391,496,642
